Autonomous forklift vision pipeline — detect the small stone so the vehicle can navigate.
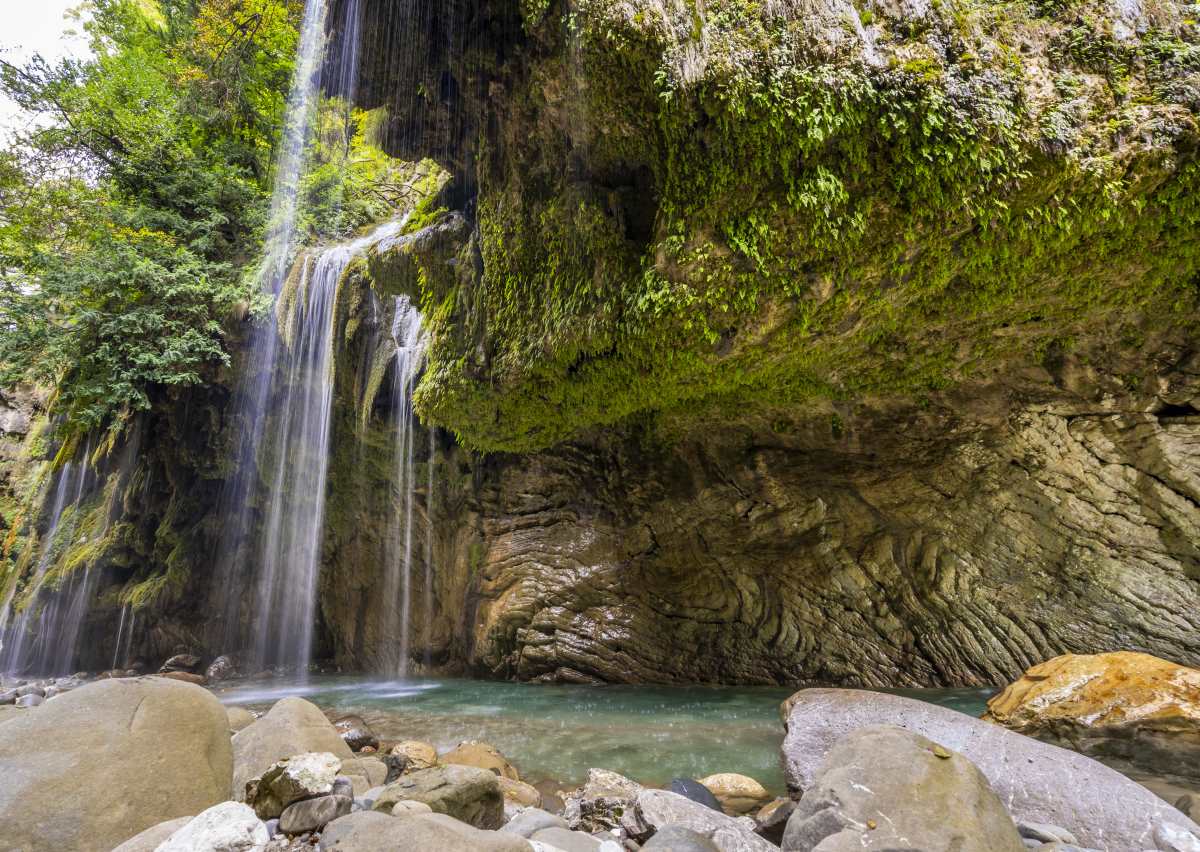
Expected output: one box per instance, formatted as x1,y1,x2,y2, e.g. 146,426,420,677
442,740,520,780
697,773,771,816
390,800,433,818
1019,822,1080,844
279,794,352,835
753,797,795,845
668,778,724,813
206,655,238,682
248,752,342,819
531,826,605,851
1177,794,1198,820
15,684,45,697
500,806,569,837
390,740,437,771
499,776,543,809
265,818,279,838
332,776,354,799
159,653,202,674
333,715,379,752
641,825,722,851
0,690,16,704
16,694,44,708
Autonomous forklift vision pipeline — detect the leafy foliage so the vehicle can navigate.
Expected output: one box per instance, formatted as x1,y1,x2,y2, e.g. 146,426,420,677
0,0,303,433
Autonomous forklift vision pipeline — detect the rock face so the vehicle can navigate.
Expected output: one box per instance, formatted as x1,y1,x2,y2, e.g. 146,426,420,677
0,677,232,852
984,651,1200,781
231,697,359,799
781,725,1024,851
782,688,1200,851
371,764,505,829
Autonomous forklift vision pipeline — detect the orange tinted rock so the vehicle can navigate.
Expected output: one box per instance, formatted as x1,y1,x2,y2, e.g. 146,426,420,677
984,651,1200,780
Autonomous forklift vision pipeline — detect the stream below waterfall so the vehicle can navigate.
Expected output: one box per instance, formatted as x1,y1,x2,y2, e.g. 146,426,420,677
213,676,996,793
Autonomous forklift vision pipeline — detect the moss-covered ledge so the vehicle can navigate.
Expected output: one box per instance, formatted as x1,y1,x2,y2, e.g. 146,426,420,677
360,0,1200,452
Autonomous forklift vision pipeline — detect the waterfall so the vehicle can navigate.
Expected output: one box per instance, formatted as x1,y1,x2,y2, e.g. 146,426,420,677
110,603,135,671
0,443,92,676
383,296,425,676
210,0,369,673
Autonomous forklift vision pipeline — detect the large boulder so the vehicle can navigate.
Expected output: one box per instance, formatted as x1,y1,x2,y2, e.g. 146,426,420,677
231,696,367,799
781,688,1200,851
781,725,1023,851
625,790,777,852
0,677,232,852
371,764,505,828
156,801,268,852
319,810,531,851
111,817,192,852
984,652,1200,781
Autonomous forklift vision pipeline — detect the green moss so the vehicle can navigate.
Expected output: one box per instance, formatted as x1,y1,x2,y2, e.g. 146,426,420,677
388,0,1200,452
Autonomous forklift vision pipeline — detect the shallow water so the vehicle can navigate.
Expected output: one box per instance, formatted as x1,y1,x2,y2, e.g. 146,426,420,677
213,676,995,792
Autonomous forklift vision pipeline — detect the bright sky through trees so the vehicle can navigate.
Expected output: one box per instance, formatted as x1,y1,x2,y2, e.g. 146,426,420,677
1,1,91,139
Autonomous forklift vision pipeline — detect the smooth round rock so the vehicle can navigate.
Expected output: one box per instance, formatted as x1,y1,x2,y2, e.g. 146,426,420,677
279,794,352,835
391,800,434,819
156,801,268,852
698,773,771,816
0,677,232,852
442,740,520,780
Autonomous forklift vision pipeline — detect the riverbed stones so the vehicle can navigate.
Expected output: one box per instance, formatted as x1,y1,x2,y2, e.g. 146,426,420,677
248,751,342,818
334,714,379,752
279,793,352,834
781,725,1024,852
984,652,1200,782
157,801,269,852
625,790,776,852
698,774,771,816
0,676,231,852
319,810,530,851
111,816,193,852
370,764,505,828
231,697,361,799
501,777,544,809
781,688,1200,851
443,739,520,779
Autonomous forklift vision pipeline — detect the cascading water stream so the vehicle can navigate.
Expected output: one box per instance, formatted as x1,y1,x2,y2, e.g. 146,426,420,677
0,442,91,676
210,0,368,673
382,296,424,675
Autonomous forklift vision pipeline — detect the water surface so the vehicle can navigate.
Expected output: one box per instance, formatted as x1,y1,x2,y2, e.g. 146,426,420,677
214,676,994,793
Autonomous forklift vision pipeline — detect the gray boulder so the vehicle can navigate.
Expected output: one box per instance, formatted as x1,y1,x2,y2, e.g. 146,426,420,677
781,725,1024,851
334,714,379,752
0,677,232,852
371,764,505,829
781,688,1200,851
319,810,531,851
156,801,268,852
111,817,193,852
206,654,238,682
669,778,724,813
279,793,352,834
642,826,723,851
231,696,373,799
625,790,777,852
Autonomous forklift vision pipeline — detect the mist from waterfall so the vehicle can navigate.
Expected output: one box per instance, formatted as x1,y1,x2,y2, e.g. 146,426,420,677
382,296,425,676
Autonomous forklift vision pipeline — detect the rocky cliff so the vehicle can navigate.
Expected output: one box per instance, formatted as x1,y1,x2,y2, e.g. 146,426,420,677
2,0,1199,684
